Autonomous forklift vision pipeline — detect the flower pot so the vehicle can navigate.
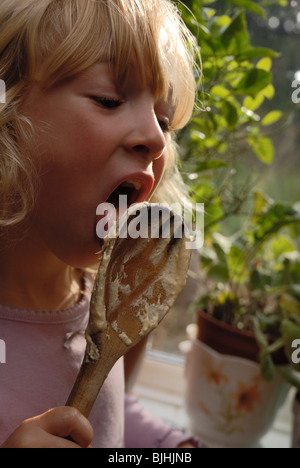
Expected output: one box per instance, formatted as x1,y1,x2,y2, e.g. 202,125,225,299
197,309,260,362
180,324,289,448
196,309,288,365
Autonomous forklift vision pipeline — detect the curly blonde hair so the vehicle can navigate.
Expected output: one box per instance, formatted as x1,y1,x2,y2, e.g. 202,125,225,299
0,0,198,227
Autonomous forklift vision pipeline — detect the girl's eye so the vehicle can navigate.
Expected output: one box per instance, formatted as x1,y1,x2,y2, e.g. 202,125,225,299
158,118,171,133
91,96,124,109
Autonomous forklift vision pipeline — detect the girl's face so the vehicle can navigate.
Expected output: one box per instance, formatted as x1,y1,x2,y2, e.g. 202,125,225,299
22,62,172,267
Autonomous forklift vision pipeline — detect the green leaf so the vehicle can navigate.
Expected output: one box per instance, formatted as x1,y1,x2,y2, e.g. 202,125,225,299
252,201,300,241
251,190,268,222
190,129,206,141
196,24,211,41
219,11,249,54
256,57,272,72
263,84,275,100
253,316,276,381
270,235,295,260
253,316,269,348
281,294,300,317
210,85,230,99
222,100,239,127
249,269,267,290
290,263,300,285
247,136,274,164
196,160,228,172
259,349,276,381
256,311,281,331
234,68,272,98
238,47,279,60
227,244,248,282
244,92,265,111
228,0,266,18
207,264,230,282
203,136,218,148
202,7,217,19
190,182,213,202
261,110,283,126
258,0,288,6
213,14,231,28
198,0,216,5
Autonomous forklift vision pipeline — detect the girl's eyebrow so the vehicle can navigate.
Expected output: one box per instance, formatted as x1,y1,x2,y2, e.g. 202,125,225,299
77,63,115,85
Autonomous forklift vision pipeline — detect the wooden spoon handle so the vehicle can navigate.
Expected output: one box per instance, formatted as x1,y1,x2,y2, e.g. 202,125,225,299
66,358,107,417
66,329,128,417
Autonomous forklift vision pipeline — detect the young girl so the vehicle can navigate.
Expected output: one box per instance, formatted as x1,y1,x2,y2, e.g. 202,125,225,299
0,0,199,448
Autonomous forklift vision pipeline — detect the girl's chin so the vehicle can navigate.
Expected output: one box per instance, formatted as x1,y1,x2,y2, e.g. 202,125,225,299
54,239,105,270
80,238,105,268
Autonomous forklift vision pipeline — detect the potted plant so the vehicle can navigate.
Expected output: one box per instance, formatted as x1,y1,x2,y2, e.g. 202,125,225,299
196,193,300,374
175,0,300,447
181,194,300,447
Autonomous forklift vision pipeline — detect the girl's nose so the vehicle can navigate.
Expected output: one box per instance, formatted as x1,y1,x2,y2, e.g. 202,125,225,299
123,100,167,163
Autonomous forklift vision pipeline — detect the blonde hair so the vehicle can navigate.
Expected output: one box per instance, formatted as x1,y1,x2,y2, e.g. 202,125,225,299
0,0,198,226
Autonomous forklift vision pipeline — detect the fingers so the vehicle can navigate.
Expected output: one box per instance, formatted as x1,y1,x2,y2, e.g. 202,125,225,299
1,407,94,448
35,407,94,447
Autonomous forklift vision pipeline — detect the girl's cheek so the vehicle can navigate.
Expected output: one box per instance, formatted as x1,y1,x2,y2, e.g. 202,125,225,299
152,156,168,194
154,152,168,181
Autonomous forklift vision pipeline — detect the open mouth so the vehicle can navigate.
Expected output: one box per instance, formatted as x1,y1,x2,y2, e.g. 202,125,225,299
96,177,150,243
106,180,143,210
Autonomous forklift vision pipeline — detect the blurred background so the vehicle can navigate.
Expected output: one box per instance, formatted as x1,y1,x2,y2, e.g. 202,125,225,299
151,0,300,356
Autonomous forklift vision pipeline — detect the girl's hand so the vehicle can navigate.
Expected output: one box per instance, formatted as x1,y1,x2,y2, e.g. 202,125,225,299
177,441,198,448
0,407,94,448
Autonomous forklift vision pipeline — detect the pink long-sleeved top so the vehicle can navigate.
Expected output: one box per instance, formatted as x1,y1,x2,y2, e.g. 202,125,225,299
0,276,195,448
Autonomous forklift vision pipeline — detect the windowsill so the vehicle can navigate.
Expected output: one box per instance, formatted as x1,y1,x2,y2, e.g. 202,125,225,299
132,350,294,448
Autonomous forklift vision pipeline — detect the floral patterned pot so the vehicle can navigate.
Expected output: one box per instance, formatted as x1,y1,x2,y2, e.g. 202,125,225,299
180,324,289,448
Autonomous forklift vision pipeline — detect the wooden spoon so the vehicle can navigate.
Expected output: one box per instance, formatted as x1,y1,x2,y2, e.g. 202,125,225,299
66,203,191,417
